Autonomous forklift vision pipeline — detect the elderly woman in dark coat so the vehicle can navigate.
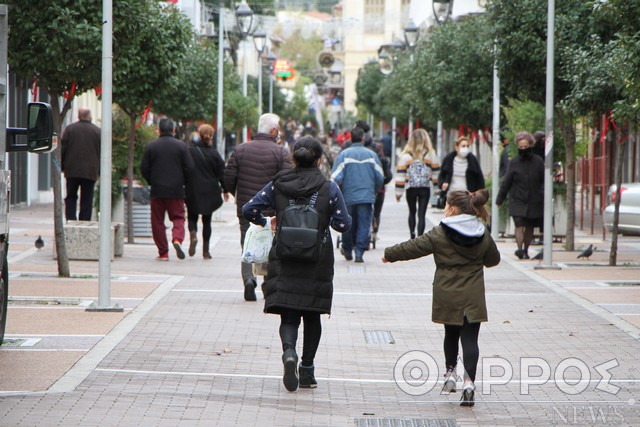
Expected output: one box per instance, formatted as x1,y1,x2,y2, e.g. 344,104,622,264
185,124,228,259
243,136,351,392
496,131,544,259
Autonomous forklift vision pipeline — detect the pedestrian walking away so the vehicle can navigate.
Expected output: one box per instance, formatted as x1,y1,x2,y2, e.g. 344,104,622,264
61,108,101,221
224,113,292,301
382,189,500,407
496,131,544,260
331,126,384,263
243,136,351,392
185,124,229,259
141,118,194,261
355,120,392,241
395,128,440,239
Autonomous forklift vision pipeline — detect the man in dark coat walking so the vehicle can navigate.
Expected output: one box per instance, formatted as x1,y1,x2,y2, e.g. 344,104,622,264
61,108,101,221
224,113,292,301
141,118,194,261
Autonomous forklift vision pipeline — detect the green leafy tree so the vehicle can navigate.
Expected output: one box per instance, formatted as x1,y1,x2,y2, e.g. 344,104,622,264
355,61,385,120
489,0,593,250
283,78,312,122
277,29,323,79
590,0,640,264
154,41,219,138
112,2,194,243
412,14,493,131
8,0,105,276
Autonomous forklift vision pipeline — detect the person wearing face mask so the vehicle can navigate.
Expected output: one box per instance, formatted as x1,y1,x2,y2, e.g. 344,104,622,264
438,136,485,197
496,131,544,259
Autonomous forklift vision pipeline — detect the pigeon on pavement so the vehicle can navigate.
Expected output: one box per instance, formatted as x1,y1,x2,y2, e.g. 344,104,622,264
35,235,44,250
577,244,595,260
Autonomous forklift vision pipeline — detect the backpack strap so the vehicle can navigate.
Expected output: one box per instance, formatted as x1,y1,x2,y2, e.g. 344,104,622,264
288,191,319,207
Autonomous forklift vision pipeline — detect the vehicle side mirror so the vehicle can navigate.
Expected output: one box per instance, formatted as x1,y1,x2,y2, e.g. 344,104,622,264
27,102,56,153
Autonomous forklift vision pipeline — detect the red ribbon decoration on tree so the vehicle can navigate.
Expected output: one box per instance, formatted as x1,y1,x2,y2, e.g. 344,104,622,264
63,81,76,99
135,100,152,129
31,80,38,102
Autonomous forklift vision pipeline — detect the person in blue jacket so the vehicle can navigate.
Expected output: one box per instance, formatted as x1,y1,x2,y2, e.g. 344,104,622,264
331,126,384,263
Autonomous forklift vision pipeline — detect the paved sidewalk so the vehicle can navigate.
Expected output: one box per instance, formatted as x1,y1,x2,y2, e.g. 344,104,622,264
1,199,639,426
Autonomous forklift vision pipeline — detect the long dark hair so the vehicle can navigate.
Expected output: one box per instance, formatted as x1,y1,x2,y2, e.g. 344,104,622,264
292,136,323,168
447,188,490,223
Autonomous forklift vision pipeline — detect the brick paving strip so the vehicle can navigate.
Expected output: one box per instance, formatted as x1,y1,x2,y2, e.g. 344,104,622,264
0,202,639,425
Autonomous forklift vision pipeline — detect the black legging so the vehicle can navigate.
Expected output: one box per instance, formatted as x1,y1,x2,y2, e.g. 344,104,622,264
443,317,481,382
406,187,430,237
279,309,322,367
187,211,212,242
372,191,385,233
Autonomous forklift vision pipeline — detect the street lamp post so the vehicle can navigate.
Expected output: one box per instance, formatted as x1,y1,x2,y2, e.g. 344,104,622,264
235,1,253,143
253,28,266,117
540,0,556,268
432,1,453,168
216,0,225,158
403,20,419,135
378,47,397,170
266,52,276,113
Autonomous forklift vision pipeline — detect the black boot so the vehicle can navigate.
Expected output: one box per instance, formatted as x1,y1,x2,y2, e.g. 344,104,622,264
298,365,317,389
202,239,211,259
188,230,198,257
282,348,299,392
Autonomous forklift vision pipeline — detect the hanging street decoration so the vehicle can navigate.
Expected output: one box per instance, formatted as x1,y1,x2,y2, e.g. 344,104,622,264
273,58,296,81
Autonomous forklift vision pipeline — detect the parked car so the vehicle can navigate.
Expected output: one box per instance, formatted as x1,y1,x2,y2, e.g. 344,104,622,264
604,183,640,235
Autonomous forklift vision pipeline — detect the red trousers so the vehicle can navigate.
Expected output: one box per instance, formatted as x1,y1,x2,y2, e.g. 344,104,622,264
150,198,186,255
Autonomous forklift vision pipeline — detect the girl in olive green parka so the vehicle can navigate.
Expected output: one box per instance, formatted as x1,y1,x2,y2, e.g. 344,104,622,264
383,189,500,407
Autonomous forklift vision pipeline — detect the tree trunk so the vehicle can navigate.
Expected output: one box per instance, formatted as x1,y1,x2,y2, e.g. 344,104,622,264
559,111,576,251
609,125,628,266
49,93,70,277
126,114,136,244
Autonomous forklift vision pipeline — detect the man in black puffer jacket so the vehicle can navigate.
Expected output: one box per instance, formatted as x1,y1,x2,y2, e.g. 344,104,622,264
224,113,292,301
141,118,194,261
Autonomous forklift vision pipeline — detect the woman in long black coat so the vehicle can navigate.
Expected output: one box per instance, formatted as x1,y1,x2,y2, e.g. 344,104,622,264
242,136,351,392
496,131,544,259
185,124,228,259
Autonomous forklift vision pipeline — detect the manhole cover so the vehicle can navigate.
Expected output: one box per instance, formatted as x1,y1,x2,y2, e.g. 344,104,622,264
348,265,366,274
363,330,394,344
354,419,458,427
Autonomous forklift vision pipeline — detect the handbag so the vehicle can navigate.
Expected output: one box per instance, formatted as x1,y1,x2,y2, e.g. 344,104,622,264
436,190,447,209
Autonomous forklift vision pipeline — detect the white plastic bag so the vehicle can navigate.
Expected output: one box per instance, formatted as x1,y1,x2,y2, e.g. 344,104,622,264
241,219,273,263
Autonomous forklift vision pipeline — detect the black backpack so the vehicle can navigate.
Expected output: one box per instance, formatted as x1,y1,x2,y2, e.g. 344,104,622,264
275,192,323,262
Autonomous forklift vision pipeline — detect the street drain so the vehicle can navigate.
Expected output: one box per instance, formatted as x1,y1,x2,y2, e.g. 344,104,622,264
8,297,89,306
354,419,458,427
348,265,366,274
1,337,41,347
363,330,394,344
605,282,640,287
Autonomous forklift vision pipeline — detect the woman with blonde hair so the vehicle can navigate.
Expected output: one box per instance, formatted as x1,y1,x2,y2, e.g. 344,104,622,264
185,124,229,259
395,128,440,238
